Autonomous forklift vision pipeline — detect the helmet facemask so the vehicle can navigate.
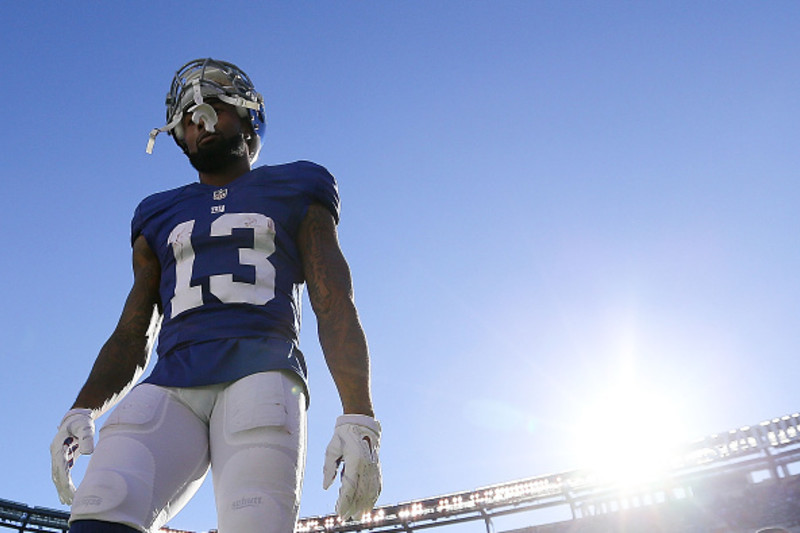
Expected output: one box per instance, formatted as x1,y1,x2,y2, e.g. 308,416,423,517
147,58,266,163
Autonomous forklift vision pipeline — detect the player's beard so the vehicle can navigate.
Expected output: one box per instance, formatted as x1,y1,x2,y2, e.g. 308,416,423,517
187,132,249,174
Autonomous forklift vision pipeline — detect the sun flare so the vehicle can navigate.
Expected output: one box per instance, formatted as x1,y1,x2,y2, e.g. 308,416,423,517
571,379,690,487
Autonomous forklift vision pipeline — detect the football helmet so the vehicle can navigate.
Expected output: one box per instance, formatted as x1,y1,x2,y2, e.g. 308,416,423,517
147,58,266,162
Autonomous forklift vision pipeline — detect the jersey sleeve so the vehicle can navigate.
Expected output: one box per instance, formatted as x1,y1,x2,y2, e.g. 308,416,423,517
129,186,186,248
130,201,146,247
298,161,340,224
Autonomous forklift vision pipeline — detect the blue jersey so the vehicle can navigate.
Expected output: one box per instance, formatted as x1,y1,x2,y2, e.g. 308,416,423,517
131,161,340,388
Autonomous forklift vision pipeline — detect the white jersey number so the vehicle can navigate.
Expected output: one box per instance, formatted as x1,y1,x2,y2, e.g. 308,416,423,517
167,213,277,318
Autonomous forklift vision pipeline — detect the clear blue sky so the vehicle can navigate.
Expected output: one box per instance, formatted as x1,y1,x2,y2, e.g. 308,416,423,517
2,2,798,532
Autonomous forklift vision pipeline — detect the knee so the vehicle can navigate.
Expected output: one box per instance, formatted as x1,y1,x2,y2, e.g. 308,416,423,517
70,464,153,530
218,488,298,533
71,469,130,517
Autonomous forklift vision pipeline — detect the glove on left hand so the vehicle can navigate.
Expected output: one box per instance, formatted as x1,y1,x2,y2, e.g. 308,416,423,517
50,408,95,505
322,414,382,521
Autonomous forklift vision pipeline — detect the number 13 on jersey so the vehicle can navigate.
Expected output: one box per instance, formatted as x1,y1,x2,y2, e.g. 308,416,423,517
167,213,277,318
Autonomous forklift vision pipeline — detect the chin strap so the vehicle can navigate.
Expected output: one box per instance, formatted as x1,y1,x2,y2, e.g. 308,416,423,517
146,116,181,154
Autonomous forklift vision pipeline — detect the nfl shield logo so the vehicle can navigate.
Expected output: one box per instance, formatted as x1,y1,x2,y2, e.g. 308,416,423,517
213,189,228,201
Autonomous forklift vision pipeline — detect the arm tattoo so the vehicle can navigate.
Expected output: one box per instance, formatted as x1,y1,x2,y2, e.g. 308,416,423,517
73,236,162,413
299,205,374,416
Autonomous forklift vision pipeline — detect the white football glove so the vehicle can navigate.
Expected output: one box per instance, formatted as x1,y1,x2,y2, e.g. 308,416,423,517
50,408,95,505
322,414,382,521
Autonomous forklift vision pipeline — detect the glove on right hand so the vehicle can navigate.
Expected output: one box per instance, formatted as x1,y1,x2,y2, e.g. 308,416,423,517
50,408,95,505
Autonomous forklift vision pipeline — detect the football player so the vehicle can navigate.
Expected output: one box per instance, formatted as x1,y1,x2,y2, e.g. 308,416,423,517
50,58,381,533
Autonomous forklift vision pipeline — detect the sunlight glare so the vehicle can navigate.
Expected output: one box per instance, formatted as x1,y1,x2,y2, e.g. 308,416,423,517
572,378,689,487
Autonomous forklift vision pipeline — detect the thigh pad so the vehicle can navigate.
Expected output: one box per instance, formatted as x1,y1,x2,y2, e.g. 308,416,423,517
104,384,167,431
224,371,291,436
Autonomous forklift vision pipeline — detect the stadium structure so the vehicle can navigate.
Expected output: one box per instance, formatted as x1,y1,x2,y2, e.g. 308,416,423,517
4,412,800,533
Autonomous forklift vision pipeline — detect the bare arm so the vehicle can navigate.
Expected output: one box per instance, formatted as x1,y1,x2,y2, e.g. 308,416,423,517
297,204,374,416
71,234,162,417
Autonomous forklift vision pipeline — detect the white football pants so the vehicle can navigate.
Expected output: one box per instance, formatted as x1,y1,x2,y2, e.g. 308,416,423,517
69,371,307,533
